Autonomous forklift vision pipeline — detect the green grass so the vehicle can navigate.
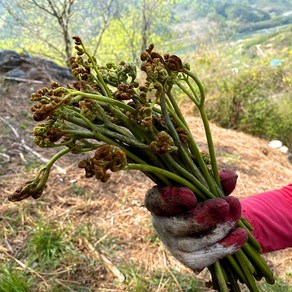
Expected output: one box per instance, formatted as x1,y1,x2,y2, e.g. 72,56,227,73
238,16,292,34
1,192,291,291
71,182,86,196
253,278,292,292
121,263,205,291
22,158,42,172
25,222,67,270
0,265,32,292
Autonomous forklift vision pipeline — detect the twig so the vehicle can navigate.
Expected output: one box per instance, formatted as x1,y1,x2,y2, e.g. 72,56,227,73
54,279,76,291
0,153,10,163
155,269,165,292
0,117,67,172
2,76,45,84
0,116,20,138
162,249,183,292
83,238,125,283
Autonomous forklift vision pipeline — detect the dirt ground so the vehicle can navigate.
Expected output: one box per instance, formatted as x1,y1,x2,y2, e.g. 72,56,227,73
0,76,291,291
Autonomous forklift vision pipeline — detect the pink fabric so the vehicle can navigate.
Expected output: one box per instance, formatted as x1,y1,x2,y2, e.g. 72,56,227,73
240,184,292,253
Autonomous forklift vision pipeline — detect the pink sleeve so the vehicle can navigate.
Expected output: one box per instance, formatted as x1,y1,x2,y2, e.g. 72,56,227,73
240,184,292,253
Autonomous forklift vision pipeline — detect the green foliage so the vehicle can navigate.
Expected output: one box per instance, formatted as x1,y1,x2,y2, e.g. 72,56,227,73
257,278,292,292
121,263,204,291
206,65,292,148
71,182,86,196
0,265,32,292
95,0,175,64
26,222,67,270
0,0,175,65
224,4,270,23
238,15,292,34
242,25,292,54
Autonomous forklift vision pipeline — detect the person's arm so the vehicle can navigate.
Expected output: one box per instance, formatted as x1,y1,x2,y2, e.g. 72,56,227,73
240,184,292,253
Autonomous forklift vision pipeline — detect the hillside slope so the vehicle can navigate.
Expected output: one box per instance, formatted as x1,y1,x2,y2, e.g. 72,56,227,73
0,52,291,290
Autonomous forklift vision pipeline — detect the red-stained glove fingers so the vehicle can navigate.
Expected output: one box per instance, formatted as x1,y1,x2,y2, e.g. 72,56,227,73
145,169,238,218
152,198,229,237
145,186,197,216
150,198,247,272
151,196,243,248
145,176,248,272
145,186,242,237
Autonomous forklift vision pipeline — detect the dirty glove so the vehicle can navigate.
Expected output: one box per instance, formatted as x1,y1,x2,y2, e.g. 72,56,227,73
145,171,247,272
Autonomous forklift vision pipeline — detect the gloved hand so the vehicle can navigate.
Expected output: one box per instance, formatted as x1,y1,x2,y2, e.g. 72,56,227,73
144,171,248,272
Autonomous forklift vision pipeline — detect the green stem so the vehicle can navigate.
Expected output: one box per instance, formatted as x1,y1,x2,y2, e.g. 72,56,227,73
182,69,221,188
234,252,259,292
226,255,248,284
163,154,215,200
63,113,148,150
102,102,153,143
62,128,170,185
167,105,219,193
161,92,207,185
166,91,189,129
235,249,255,274
213,262,229,292
45,148,71,169
181,77,200,104
241,216,254,231
63,128,148,150
221,260,241,292
198,106,221,189
242,243,275,284
81,43,112,98
35,148,71,193
175,81,199,107
183,69,206,106
125,164,201,194
163,94,219,196
69,91,136,113
67,107,96,131
238,220,263,253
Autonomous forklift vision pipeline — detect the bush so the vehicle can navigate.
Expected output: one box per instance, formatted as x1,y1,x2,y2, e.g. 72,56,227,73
225,4,270,23
206,65,292,148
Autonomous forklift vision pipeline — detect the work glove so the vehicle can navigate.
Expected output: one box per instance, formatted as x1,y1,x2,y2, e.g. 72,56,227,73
144,170,248,272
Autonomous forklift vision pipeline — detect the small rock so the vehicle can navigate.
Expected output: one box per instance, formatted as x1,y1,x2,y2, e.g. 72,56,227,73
268,140,282,149
279,146,289,154
5,68,26,79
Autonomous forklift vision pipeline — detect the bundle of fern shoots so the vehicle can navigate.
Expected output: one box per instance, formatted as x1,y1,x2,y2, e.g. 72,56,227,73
10,36,275,291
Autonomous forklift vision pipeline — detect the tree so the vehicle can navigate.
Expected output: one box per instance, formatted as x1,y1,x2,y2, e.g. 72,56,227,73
0,0,117,64
0,0,75,63
72,0,118,57
111,0,174,64
0,0,175,65
29,0,75,63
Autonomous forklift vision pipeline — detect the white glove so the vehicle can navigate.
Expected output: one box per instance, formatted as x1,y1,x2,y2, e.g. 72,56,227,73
145,186,247,272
